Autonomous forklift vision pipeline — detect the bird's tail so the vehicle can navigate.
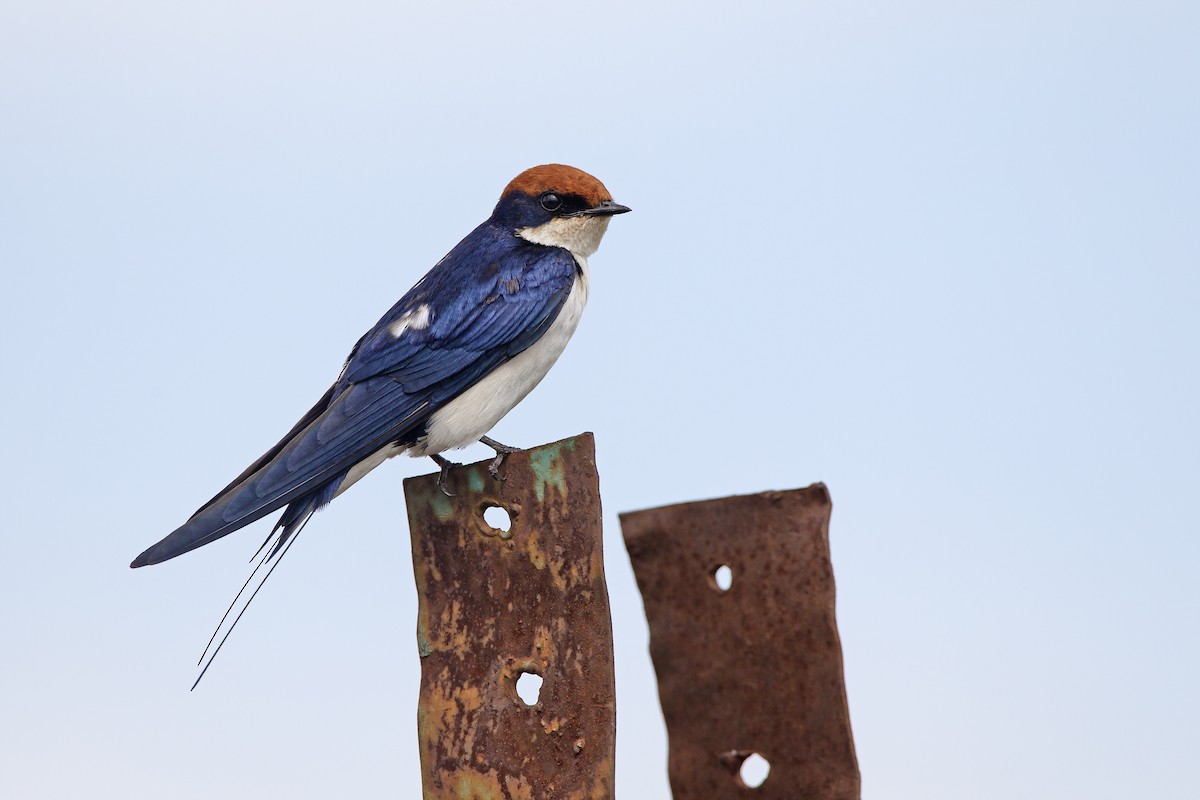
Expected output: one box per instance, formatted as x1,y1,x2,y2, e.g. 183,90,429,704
190,479,341,689
265,477,341,559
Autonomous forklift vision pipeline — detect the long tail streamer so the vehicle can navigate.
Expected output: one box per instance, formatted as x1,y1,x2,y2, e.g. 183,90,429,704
190,511,315,690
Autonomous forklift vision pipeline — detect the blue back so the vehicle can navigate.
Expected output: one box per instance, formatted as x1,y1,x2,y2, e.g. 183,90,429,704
131,218,578,566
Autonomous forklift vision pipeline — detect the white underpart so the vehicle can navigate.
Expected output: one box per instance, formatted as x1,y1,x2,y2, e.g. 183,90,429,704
388,303,431,338
413,214,612,456
334,441,407,497
332,214,612,493
413,256,589,456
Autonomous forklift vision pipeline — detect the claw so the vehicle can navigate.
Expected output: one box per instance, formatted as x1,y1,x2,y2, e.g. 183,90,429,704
487,451,506,480
480,435,521,481
429,454,459,497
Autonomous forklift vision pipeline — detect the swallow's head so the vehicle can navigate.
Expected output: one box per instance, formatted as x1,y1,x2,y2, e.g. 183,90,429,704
493,164,630,257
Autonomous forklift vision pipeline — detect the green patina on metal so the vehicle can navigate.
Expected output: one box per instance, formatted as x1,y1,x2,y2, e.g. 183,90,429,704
529,437,577,502
428,487,455,522
416,628,433,658
412,558,434,657
468,468,486,495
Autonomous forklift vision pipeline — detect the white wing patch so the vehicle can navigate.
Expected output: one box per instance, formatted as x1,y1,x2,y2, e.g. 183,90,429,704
388,304,432,338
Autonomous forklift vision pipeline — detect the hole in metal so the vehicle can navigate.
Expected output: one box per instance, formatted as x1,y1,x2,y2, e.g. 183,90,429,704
713,564,733,592
739,752,770,788
483,505,512,532
516,671,543,706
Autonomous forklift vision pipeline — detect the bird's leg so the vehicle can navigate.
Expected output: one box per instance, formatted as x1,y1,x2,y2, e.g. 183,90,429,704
429,454,459,497
479,435,521,481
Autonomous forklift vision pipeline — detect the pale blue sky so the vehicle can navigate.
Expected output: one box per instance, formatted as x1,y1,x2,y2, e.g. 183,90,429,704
2,2,1197,798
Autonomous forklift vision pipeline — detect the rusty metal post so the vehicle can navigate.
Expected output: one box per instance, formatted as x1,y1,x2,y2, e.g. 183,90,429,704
619,484,860,799
404,433,616,800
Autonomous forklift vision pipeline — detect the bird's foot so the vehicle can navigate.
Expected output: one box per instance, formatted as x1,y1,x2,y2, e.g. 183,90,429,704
480,435,521,481
429,454,460,497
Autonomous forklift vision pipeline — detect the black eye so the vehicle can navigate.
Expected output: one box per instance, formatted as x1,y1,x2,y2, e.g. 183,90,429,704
539,192,562,212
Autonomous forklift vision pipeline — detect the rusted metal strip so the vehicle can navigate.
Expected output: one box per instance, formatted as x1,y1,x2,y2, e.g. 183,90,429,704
619,485,860,799
404,433,616,800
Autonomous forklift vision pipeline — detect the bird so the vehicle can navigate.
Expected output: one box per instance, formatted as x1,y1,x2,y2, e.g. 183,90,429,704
131,164,628,569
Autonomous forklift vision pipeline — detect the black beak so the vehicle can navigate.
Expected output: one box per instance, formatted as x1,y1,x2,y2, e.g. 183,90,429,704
570,200,632,218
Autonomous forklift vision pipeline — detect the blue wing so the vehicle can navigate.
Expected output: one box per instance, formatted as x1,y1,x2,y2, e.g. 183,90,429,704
131,223,578,567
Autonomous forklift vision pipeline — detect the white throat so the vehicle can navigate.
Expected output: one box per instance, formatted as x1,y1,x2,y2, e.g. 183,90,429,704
516,215,612,258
